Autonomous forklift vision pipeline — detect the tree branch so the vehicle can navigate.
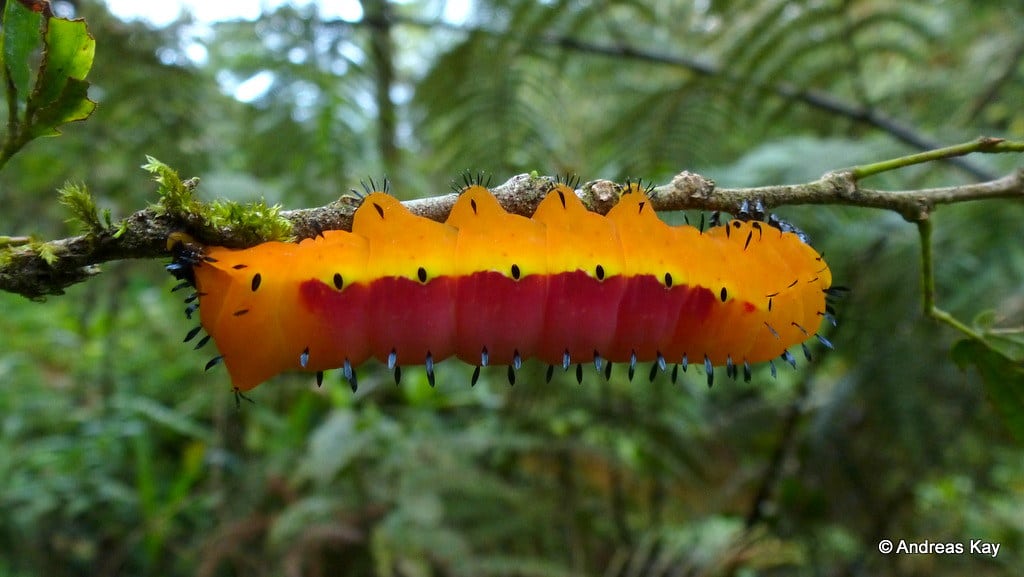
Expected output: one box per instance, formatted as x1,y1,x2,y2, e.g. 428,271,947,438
1,138,1022,300
549,34,998,182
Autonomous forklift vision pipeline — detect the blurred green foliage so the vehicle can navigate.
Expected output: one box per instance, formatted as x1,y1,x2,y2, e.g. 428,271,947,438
1,0,1023,576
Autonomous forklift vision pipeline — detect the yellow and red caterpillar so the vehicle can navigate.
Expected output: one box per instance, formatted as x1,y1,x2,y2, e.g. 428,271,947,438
168,181,836,393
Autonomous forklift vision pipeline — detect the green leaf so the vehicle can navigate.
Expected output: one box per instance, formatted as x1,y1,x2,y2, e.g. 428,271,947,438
28,77,94,137
1,0,44,102
31,17,95,106
971,310,1024,362
952,339,1024,443
26,15,96,136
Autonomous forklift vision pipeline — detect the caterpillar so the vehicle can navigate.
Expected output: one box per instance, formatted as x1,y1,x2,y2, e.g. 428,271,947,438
167,179,837,394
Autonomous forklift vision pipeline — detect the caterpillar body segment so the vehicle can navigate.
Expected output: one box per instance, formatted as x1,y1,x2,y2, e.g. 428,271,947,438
172,182,833,391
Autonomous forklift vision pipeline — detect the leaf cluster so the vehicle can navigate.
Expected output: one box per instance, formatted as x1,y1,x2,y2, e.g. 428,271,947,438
0,0,96,170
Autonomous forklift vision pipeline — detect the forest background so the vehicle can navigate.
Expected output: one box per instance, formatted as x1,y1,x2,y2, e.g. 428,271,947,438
1,0,1022,575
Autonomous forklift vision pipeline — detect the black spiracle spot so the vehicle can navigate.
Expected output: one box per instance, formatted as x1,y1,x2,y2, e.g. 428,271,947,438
251,273,262,292
333,273,344,290
720,287,728,302
595,264,605,281
511,264,521,280
417,267,428,283
664,272,673,287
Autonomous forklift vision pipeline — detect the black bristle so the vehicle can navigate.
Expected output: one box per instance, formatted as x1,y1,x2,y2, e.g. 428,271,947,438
816,333,835,349
628,350,637,382
183,326,202,343
726,356,736,380
194,334,211,350
781,350,797,369
507,365,516,386
513,349,522,371
546,365,555,383
233,389,254,410
765,322,780,339
704,355,713,388
801,343,812,361
425,352,435,387
576,363,583,385
300,347,310,368
681,354,689,372
593,351,603,373
388,348,397,370
743,360,752,383
825,285,851,297
562,349,571,371
648,362,658,383
471,366,481,387
185,303,199,319
604,360,613,380
671,364,679,384
769,360,778,379
171,280,190,292
393,364,402,385
481,346,489,367
316,371,324,387
205,356,223,372
656,351,667,373
343,359,358,392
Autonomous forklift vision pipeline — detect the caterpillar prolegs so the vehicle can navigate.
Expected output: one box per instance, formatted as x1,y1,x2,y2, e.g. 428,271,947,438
168,180,836,393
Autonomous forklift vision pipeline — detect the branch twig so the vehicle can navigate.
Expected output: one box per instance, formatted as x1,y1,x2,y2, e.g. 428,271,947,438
918,218,987,343
1,138,1022,300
